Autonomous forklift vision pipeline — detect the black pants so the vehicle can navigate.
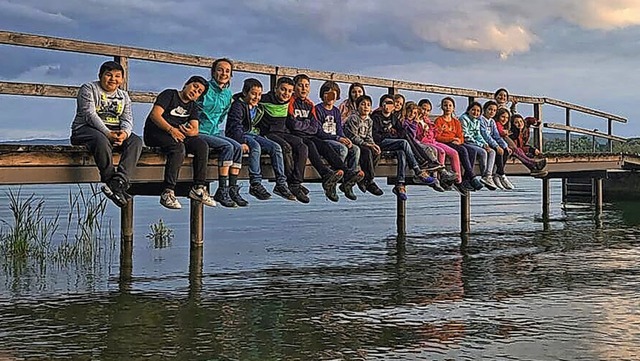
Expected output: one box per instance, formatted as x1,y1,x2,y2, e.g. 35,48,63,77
495,150,508,176
144,130,209,190
445,142,477,181
265,132,308,186
71,126,142,185
298,135,348,177
358,145,380,183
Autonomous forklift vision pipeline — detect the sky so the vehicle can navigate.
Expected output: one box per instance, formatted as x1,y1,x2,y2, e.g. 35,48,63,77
0,0,639,140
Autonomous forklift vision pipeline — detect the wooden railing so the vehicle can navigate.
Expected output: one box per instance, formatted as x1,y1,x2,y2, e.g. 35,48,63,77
0,30,629,151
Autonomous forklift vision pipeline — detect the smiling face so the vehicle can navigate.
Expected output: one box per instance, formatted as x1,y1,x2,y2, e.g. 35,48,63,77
181,81,206,102
420,103,432,119
495,90,508,105
513,116,525,129
408,107,419,121
441,99,455,115
357,99,371,117
213,60,232,86
394,97,404,112
468,105,482,119
244,85,262,107
99,70,123,93
497,111,510,125
275,83,294,103
349,86,364,102
294,78,310,100
484,104,497,119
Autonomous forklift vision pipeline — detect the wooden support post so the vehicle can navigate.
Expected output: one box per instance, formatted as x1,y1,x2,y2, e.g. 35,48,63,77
120,199,134,242
189,242,203,297
269,71,278,92
467,96,475,106
396,195,406,236
113,56,129,90
594,178,603,218
388,86,398,95
565,108,571,152
533,103,543,152
119,198,134,288
460,193,470,235
561,178,567,204
190,199,204,246
607,118,613,152
542,178,550,221
592,134,597,152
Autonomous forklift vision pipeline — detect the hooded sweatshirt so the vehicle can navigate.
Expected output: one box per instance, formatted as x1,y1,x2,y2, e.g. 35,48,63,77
225,92,265,144
371,109,405,144
287,96,337,140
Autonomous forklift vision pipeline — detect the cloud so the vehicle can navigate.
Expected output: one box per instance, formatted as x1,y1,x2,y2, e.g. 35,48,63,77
563,0,640,30
0,1,73,25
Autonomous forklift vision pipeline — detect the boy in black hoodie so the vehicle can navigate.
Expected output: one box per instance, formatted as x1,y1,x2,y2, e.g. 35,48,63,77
225,78,296,201
259,77,310,203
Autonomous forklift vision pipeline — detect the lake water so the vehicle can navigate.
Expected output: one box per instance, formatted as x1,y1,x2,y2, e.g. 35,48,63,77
0,178,639,360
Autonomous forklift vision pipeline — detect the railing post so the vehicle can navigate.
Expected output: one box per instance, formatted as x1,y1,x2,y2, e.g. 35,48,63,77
607,118,613,152
533,103,543,152
396,195,406,236
467,96,475,106
461,193,470,235
565,108,571,152
114,56,129,90
594,178,603,218
388,86,398,95
269,68,279,92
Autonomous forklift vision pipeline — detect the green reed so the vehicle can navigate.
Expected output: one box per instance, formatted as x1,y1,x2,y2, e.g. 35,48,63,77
146,219,174,249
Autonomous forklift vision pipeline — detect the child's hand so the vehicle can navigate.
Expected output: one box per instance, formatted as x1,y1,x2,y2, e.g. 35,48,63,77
338,137,352,148
168,127,185,142
179,123,198,137
368,143,381,155
496,147,504,156
241,144,250,153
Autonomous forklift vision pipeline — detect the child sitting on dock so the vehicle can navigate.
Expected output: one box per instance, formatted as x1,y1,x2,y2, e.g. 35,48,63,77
225,78,296,201
344,95,384,196
70,61,143,208
494,109,547,178
460,101,498,190
371,94,436,200
338,82,366,123
480,101,514,189
434,97,483,192
143,76,216,209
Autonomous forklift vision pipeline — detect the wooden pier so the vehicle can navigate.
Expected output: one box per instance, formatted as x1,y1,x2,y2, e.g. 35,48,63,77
0,30,636,254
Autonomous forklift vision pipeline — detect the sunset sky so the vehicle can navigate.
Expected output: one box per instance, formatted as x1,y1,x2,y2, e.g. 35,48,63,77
0,0,639,140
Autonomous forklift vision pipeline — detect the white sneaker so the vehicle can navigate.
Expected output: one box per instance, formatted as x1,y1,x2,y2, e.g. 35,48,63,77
189,185,217,207
160,189,182,209
480,175,498,190
500,174,515,190
492,175,505,190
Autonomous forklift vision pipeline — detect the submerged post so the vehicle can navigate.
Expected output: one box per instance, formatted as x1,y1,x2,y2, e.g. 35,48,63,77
461,193,470,235
190,200,204,246
542,178,550,220
396,196,406,236
121,199,134,242
594,178,603,218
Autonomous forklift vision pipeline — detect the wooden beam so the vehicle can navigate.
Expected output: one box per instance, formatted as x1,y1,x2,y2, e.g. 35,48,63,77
0,81,157,102
544,98,627,123
544,123,627,142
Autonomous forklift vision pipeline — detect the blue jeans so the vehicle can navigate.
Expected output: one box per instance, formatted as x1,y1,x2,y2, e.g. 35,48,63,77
326,139,360,171
199,134,242,168
244,133,287,185
379,138,420,184
465,143,496,177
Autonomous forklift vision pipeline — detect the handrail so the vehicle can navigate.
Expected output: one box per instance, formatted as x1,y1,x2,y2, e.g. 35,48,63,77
0,30,626,122
544,123,627,142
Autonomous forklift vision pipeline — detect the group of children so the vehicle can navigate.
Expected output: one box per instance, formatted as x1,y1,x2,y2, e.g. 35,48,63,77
71,60,547,209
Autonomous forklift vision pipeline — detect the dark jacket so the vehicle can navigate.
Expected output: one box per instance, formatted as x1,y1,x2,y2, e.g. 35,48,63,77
371,109,406,144
225,92,264,144
259,91,289,134
287,96,337,140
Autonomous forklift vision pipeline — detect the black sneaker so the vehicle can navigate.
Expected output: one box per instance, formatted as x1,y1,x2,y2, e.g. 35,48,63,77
108,176,132,200
439,169,458,185
300,184,310,195
290,185,310,203
470,177,484,191
322,170,343,202
213,187,237,208
462,180,475,191
431,179,446,192
343,170,365,188
366,181,384,196
357,180,367,193
452,182,469,196
249,182,271,200
535,158,547,171
101,184,128,208
273,184,297,201
229,185,249,207
339,183,357,201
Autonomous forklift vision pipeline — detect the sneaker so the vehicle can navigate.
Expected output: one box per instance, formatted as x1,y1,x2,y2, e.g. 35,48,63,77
366,181,384,196
470,177,484,191
273,184,297,201
492,175,505,190
108,176,132,199
439,169,458,185
530,169,549,178
290,185,310,203
413,169,436,185
534,158,547,171
452,182,469,196
480,175,498,191
322,170,343,202
101,183,128,208
229,185,249,207
338,183,357,200
421,161,445,172
431,179,446,192
300,184,310,195
160,189,182,209
357,180,367,193
343,170,365,189
500,174,515,189
392,184,407,201
188,185,216,207
249,182,271,200
213,186,237,208
462,180,475,191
